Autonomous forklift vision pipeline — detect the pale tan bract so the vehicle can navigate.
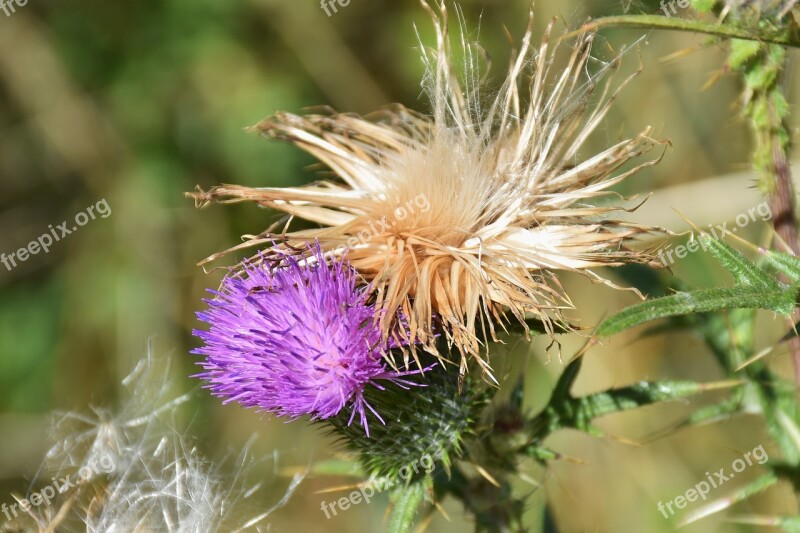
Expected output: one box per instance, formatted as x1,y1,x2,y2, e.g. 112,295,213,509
190,1,665,379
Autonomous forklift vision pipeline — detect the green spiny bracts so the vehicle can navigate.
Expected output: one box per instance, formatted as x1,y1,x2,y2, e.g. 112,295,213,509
326,357,492,482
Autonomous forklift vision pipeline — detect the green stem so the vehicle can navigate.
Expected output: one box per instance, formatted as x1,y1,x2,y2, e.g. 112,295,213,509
434,466,525,533
729,37,800,382
569,15,800,48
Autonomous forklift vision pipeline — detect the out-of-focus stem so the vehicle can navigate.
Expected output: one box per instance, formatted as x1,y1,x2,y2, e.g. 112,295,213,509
572,15,800,48
770,137,800,382
739,41,800,381
770,144,799,256
729,5,800,406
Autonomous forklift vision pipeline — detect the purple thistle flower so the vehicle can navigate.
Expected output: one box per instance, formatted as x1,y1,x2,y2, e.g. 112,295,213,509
192,245,420,436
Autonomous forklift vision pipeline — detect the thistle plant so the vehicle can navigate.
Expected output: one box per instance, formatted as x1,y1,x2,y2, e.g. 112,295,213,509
575,0,800,528
191,2,664,378
184,1,800,531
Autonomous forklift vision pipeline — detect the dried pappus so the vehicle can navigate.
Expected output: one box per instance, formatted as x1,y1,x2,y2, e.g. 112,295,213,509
81,436,302,533
7,351,302,533
191,1,664,377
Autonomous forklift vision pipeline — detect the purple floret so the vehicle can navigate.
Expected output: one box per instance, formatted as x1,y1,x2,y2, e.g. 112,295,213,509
192,245,419,436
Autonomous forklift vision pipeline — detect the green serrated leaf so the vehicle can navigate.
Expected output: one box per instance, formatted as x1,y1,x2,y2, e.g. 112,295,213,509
541,380,737,435
388,479,429,533
703,235,780,290
729,39,764,70
672,397,743,432
763,250,800,283
597,286,796,337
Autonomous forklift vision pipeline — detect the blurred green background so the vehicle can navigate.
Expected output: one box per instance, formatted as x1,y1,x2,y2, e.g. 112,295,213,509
0,0,798,531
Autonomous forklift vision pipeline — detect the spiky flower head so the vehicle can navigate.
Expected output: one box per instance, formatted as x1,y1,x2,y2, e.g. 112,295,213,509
192,244,417,436
190,2,663,376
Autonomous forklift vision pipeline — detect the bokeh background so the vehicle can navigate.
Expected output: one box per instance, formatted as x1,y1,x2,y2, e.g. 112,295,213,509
0,0,798,531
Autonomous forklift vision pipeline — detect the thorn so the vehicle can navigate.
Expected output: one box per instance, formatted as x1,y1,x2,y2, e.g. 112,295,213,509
475,465,501,488
597,430,643,448
312,482,368,495
677,497,732,527
723,514,782,527
557,453,587,465
432,501,450,521
671,207,705,236
720,228,766,255
658,44,705,64
697,379,745,391
734,346,775,371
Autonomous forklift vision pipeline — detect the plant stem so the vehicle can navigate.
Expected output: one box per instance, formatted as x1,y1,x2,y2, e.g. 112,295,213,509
735,41,800,381
571,15,800,48
772,145,800,382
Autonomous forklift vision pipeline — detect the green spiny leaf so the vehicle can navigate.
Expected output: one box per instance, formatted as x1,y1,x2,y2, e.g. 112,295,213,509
763,249,800,283
661,396,743,437
729,39,763,69
539,380,738,435
388,479,430,533
597,244,798,339
703,235,780,290
597,285,796,337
